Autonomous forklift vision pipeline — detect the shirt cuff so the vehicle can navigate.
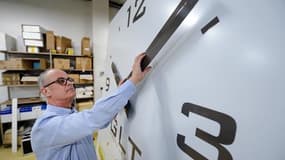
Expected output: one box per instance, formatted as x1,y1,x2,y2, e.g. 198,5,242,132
117,79,136,99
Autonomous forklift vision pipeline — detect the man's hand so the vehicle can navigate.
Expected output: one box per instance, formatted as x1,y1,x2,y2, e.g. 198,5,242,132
129,53,152,85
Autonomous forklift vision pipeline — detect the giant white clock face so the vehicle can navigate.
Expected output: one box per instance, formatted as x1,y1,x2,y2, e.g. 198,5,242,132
104,0,285,159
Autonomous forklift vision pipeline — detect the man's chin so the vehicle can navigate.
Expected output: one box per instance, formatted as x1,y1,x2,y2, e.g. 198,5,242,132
66,94,76,100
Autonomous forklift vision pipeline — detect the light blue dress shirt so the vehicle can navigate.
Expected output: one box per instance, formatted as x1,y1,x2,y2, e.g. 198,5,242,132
31,80,136,160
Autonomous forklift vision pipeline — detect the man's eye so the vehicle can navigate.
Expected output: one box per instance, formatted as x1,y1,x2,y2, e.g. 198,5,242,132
58,79,66,84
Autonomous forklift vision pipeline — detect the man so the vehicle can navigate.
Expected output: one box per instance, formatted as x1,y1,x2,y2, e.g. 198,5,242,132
31,53,151,160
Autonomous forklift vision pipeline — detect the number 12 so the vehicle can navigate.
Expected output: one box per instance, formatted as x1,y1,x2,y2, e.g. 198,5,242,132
127,0,146,27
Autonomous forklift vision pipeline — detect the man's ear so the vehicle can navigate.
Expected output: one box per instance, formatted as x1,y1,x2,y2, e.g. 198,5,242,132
40,87,51,97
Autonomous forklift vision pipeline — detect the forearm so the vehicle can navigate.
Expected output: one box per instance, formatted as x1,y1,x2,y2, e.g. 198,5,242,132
46,80,136,146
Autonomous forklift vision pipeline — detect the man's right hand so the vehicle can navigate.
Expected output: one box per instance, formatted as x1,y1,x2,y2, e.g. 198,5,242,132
129,53,152,85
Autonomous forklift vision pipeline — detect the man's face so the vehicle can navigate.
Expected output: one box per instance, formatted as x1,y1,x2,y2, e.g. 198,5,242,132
42,70,76,102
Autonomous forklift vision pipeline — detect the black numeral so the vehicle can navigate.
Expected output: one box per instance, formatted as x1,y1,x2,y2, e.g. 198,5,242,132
127,6,131,27
105,77,110,91
127,0,146,27
110,117,118,137
133,0,146,23
177,103,237,160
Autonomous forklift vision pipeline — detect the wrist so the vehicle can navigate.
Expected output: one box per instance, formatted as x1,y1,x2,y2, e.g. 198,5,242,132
129,77,140,85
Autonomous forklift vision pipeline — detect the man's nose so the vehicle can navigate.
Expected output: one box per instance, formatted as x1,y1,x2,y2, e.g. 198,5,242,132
66,80,74,86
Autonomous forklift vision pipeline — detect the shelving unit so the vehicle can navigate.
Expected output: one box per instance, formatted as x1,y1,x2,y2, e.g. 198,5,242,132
0,50,94,146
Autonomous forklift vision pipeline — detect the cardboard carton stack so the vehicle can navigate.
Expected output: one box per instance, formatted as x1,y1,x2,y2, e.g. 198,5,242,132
56,36,72,54
45,31,55,52
76,57,92,70
81,37,91,56
22,24,45,53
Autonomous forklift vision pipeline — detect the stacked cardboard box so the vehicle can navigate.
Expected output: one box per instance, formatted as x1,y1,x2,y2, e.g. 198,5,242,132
3,129,21,146
21,76,39,85
79,74,93,84
22,24,45,53
68,74,80,83
53,58,70,69
0,58,47,70
76,101,94,111
81,37,91,56
56,36,72,54
45,31,55,52
2,73,20,85
76,57,92,70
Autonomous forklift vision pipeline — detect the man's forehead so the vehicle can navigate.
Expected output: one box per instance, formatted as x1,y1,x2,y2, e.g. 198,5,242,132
46,70,67,80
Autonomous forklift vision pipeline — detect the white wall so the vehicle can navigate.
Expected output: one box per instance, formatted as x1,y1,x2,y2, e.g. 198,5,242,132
0,53,8,103
92,0,109,100
0,0,92,54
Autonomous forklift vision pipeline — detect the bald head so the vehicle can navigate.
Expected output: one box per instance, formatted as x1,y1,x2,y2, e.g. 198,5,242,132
38,69,67,88
39,69,76,108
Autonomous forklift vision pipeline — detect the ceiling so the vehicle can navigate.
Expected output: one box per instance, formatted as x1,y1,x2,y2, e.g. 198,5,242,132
84,0,126,9
109,0,126,9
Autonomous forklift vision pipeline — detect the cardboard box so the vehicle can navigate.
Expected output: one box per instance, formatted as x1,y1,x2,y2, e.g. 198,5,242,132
19,105,43,121
27,46,39,53
24,39,43,47
0,32,16,51
22,24,45,33
32,59,48,69
2,73,20,85
46,31,55,50
56,36,72,53
21,76,39,85
79,79,93,84
76,57,92,70
22,32,43,40
81,37,91,56
79,74,93,84
77,101,93,111
68,74,80,83
3,129,21,145
0,60,7,69
5,58,47,70
7,58,33,70
53,58,70,69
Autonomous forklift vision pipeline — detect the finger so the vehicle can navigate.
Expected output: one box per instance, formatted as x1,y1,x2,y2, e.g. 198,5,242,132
143,66,152,74
135,53,145,63
138,52,146,57
134,52,144,62
133,53,146,70
136,53,146,65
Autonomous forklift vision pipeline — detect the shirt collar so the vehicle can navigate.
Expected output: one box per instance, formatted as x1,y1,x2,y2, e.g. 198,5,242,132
46,104,76,115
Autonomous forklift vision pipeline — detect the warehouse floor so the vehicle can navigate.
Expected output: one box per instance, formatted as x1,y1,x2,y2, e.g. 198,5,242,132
0,146,35,160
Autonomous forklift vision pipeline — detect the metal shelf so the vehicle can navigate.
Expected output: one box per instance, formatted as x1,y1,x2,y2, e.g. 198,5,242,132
76,97,93,100
0,97,45,105
0,50,92,57
1,84,38,87
0,50,50,56
51,53,92,58
74,83,93,85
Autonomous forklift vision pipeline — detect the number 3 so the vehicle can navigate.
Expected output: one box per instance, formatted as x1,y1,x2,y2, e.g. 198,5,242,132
177,103,237,160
